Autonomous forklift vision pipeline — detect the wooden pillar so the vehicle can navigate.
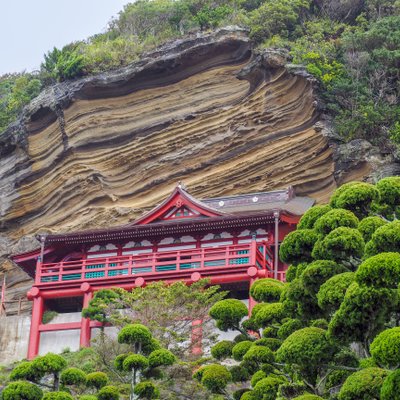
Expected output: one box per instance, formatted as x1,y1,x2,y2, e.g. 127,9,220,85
191,319,203,355
28,291,44,359
80,288,93,348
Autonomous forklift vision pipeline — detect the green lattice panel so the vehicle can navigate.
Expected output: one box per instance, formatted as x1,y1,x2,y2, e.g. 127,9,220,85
132,267,152,274
156,264,177,272
85,271,105,279
204,260,225,267
41,276,59,282
229,257,249,265
180,262,201,269
62,273,82,281
108,269,128,276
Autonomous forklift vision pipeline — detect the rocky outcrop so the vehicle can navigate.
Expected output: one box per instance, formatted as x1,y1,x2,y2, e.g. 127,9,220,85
0,27,397,314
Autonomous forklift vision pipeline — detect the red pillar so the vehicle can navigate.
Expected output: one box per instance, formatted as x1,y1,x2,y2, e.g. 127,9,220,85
80,291,93,348
248,278,257,315
27,294,44,359
191,319,203,355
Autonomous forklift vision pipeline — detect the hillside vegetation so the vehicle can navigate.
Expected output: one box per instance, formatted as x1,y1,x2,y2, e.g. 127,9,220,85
1,0,400,149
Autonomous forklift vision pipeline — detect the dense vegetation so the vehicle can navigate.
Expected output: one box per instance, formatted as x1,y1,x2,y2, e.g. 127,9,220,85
1,177,399,399
195,176,400,399
1,0,400,150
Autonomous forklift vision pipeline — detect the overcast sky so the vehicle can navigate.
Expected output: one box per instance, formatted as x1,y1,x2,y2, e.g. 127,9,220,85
0,0,130,75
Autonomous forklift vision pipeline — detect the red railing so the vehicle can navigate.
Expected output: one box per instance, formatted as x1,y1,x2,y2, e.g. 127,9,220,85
36,243,275,285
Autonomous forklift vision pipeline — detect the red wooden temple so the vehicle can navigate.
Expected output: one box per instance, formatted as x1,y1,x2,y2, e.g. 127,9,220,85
12,184,314,359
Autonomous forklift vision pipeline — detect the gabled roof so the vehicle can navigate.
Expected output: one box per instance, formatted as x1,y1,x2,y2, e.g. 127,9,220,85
133,184,224,225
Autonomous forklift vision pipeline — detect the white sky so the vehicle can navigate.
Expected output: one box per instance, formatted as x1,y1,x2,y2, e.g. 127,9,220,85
0,0,130,75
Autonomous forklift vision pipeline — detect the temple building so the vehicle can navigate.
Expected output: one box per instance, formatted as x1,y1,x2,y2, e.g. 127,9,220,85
12,184,314,359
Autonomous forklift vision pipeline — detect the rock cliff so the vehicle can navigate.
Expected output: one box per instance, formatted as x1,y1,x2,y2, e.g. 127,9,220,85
0,28,398,314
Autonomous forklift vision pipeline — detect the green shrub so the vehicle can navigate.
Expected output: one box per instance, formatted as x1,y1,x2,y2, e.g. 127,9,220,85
42,392,73,400
314,209,359,235
301,260,347,297
276,328,332,367
252,376,285,400
250,278,285,303
97,386,120,400
122,354,149,371
243,345,274,364
285,265,297,282
210,341,234,360
254,303,285,327
370,327,400,368
117,324,152,346
32,353,67,375
338,368,388,400
292,395,323,400
317,272,355,313
9,362,37,382
376,176,400,206
60,367,86,386
381,369,400,400
200,364,231,394
42,311,58,324
232,341,253,361
298,204,332,229
148,349,175,368
1,381,43,400
209,299,248,331
251,370,266,387
86,372,108,389
277,319,303,339
364,221,400,258
356,252,400,288
328,283,397,343
358,216,387,242
312,227,365,262
229,365,250,382
133,381,160,399
254,337,282,351
233,388,250,400
329,182,379,218
279,229,319,265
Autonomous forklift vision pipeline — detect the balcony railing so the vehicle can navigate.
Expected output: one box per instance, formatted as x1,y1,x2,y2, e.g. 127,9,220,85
36,243,275,285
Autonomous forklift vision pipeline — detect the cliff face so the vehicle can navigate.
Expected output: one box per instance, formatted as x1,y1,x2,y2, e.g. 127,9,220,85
0,28,397,314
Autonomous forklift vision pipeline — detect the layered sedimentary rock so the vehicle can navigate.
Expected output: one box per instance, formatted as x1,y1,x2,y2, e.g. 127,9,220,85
0,27,396,314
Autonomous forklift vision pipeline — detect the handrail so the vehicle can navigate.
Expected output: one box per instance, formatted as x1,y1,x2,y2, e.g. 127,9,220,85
37,243,281,284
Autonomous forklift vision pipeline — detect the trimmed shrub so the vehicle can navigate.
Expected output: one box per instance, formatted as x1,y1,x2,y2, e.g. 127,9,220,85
253,376,285,400
230,365,250,382
338,368,388,400
148,349,175,368
211,341,234,360
251,370,266,387
254,338,281,351
317,272,355,313
42,393,73,400
358,216,387,242
279,229,319,265
285,265,297,282
250,278,285,303
117,324,152,346
32,353,67,374
328,283,398,343
97,386,120,400
301,260,347,297
330,182,379,218
243,345,274,364
356,252,400,288
233,388,250,400
9,362,37,382
276,328,332,367
376,176,400,206
314,209,359,235
381,369,400,400
200,364,231,394
312,227,365,262
209,299,248,331
60,368,86,386
298,204,332,229
277,319,303,340
292,395,323,400
122,354,149,371
232,341,253,361
364,221,400,258
254,303,285,327
133,381,160,399
1,381,43,400
86,372,108,389
370,327,400,368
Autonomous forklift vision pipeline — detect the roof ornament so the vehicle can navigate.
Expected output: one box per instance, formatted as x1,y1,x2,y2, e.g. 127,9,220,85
177,181,187,191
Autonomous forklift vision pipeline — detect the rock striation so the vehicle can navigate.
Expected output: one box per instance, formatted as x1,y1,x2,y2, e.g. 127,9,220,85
0,27,396,314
